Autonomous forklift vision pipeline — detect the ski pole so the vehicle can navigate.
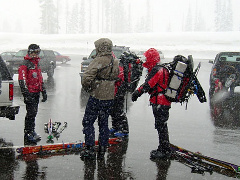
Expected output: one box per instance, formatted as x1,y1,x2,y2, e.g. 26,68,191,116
54,122,68,139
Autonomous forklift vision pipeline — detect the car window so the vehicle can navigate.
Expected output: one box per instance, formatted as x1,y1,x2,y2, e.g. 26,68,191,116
219,55,240,62
54,51,60,56
15,50,28,57
88,50,96,59
43,50,55,57
113,50,124,58
88,48,126,59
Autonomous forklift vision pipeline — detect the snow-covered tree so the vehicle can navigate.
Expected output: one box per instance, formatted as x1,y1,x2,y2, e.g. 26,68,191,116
39,0,59,34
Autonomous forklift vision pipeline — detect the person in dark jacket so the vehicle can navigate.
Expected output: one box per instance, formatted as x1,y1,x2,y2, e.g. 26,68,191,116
81,38,119,160
110,51,143,138
131,48,172,159
18,44,47,145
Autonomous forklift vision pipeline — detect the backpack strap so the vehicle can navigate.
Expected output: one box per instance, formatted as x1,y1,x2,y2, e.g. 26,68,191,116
149,64,169,101
96,56,114,81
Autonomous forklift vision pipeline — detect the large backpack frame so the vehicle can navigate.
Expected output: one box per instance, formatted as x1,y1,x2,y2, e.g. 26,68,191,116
161,55,206,104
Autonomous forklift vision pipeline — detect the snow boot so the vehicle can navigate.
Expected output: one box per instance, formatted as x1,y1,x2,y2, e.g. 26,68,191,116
24,131,37,146
97,146,106,160
32,131,41,142
114,130,129,138
80,146,96,160
150,149,171,160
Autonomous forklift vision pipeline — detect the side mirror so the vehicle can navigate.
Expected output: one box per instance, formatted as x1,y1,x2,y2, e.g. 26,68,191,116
209,60,214,64
82,57,87,60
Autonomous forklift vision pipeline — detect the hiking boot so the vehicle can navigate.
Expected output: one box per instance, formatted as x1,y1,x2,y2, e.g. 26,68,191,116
150,149,171,160
32,131,41,142
80,146,96,160
114,131,129,138
97,146,106,160
109,128,117,136
24,131,37,146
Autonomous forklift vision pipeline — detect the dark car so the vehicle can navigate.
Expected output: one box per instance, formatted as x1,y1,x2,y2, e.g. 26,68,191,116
6,49,56,77
54,51,71,64
0,52,16,62
0,56,19,120
79,45,130,80
209,52,240,97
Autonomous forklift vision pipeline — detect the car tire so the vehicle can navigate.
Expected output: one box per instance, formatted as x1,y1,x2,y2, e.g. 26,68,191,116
47,65,54,77
209,87,215,99
62,58,67,64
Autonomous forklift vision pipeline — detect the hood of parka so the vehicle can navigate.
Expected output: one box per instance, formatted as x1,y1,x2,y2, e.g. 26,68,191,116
143,48,160,72
94,38,113,57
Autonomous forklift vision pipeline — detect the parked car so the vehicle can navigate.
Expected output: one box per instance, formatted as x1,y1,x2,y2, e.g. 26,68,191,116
54,51,71,64
0,52,16,62
209,52,240,98
0,56,19,120
6,49,56,77
80,45,130,80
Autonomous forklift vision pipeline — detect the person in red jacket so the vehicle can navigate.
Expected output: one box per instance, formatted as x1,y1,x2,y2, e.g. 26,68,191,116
18,44,47,145
131,48,172,159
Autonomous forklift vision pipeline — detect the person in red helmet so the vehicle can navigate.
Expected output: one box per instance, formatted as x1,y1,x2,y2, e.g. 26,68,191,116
18,44,47,145
132,48,172,159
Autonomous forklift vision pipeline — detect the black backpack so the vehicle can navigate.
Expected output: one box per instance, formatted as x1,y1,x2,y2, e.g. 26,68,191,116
118,51,143,94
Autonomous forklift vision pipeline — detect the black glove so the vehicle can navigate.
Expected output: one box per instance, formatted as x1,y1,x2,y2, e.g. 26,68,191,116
41,90,47,102
132,90,141,102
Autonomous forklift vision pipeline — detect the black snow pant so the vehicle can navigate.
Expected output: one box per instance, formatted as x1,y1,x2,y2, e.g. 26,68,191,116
152,104,171,153
82,96,114,147
24,92,40,132
110,94,129,133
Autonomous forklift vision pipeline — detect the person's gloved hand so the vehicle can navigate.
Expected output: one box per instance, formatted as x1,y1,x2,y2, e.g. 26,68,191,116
41,90,47,102
132,90,140,102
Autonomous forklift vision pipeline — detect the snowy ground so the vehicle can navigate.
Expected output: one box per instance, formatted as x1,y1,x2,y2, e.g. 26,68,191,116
1,31,240,60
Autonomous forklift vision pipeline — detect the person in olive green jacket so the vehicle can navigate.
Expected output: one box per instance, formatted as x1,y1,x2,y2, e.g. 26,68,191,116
81,38,119,160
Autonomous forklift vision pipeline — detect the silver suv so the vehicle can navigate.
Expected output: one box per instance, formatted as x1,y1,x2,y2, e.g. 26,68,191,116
0,56,19,120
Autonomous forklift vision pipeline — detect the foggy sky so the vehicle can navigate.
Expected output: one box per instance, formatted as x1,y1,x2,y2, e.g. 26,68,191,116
0,0,240,34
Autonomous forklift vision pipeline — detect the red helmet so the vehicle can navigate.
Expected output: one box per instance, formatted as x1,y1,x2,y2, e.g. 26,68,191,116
143,48,160,70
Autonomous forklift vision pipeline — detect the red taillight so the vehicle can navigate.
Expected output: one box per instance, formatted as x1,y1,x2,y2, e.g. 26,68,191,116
212,68,217,76
9,83,13,101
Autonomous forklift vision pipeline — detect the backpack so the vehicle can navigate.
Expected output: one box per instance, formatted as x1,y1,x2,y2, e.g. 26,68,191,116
119,51,143,94
161,55,206,104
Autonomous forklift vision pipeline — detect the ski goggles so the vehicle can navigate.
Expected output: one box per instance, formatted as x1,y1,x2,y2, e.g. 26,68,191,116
29,48,41,55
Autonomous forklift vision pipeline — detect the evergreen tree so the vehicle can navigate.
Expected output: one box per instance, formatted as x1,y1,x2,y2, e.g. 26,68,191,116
68,3,79,34
184,5,193,31
39,0,59,34
215,0,233,31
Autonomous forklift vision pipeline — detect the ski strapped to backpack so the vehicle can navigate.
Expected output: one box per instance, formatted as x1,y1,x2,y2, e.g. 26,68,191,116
160,55,206,105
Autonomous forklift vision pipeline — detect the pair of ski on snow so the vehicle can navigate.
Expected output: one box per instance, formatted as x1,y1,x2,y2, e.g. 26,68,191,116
170,144,240,178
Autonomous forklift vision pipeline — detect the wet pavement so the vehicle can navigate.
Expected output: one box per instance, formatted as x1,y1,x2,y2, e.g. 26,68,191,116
0,55,240,179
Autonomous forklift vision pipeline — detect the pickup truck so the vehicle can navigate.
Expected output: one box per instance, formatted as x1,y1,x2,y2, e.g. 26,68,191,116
0,56,19,120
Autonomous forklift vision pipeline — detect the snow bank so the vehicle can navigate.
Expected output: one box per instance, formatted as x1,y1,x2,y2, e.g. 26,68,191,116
0,32,240,60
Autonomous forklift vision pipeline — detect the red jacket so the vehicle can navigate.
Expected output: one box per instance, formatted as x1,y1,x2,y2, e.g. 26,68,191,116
137,65,171,106
18,54,44,93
